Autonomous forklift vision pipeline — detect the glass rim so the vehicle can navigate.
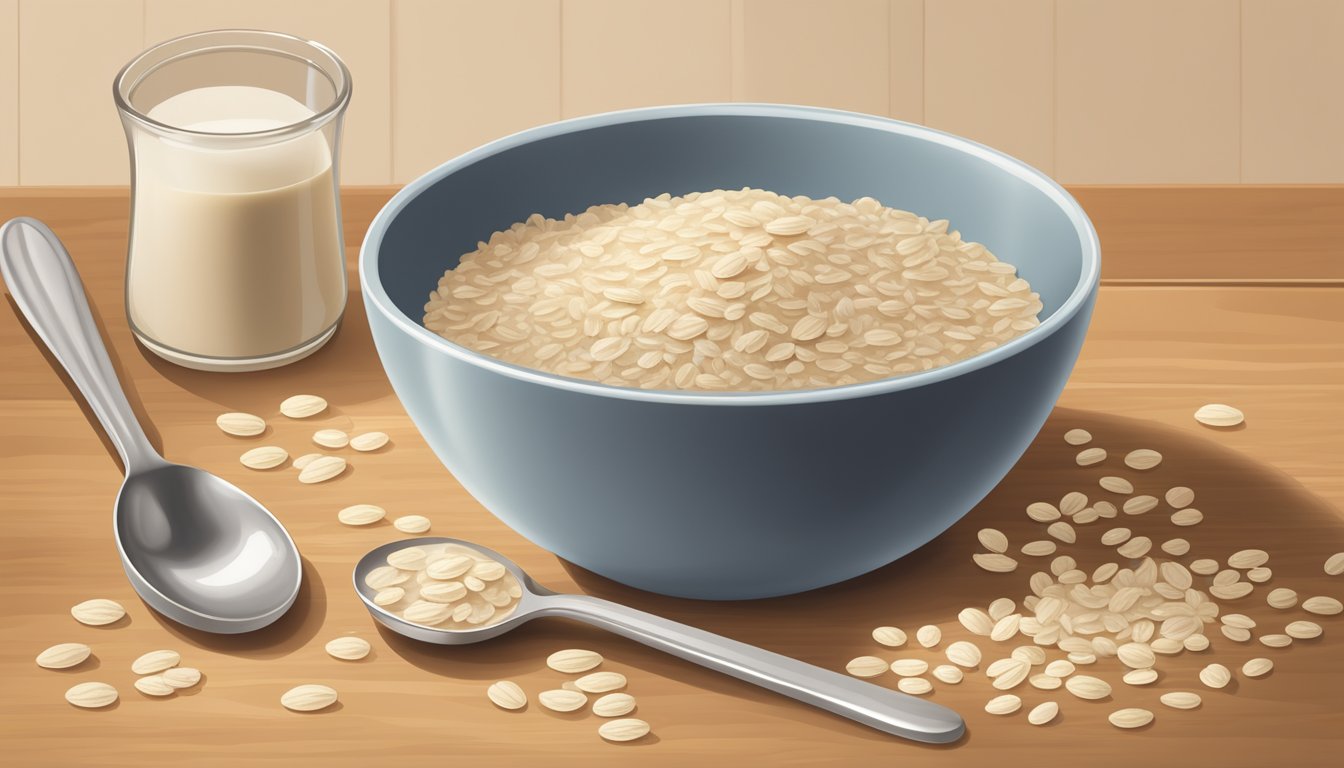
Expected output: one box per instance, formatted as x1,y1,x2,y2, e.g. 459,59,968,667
113,28,351,141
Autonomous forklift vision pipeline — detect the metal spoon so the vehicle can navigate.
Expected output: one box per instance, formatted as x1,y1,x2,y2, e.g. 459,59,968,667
0,217,302,634
354,537,965,743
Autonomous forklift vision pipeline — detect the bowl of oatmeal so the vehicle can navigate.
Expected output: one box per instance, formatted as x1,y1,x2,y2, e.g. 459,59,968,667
360,104,1099,599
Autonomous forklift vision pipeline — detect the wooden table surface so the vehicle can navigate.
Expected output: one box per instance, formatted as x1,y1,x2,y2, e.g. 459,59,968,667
1,190,1341,767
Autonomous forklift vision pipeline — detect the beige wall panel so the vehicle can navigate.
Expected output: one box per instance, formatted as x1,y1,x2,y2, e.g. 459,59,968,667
1056,0,1240,183
18,0,143,184
144,0,392,184
1242,0,1344,182
888,0,922,123
925,0,1053,173
740,0,890,116
0,0,15,184
562,0,730,118
393,0,560,183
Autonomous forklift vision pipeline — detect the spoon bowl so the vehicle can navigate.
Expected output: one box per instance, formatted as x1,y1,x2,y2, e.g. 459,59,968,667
1,217,302,634
117,464,301,631
353,536,536,644
355,536,965,744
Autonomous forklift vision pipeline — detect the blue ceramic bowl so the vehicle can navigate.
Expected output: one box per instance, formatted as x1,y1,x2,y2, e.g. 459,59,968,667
360,104,1100,600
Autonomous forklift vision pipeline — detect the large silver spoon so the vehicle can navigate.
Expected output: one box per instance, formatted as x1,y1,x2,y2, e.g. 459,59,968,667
0,217,301,634
354,537,965,744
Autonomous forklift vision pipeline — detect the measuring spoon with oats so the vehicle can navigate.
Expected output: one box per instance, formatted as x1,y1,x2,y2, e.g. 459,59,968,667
356,537,964,744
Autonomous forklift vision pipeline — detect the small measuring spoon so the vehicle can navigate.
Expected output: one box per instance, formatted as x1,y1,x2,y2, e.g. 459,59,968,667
0,217,302,634
354,537,965,743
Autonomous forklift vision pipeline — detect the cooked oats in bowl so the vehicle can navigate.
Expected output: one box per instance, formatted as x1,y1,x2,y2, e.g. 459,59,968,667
423,188,1042,392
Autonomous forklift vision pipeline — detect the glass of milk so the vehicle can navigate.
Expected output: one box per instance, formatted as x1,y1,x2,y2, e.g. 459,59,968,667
114,30,350,371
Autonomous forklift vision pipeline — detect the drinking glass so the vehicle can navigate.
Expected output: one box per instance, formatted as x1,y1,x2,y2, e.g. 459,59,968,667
114,30,351,371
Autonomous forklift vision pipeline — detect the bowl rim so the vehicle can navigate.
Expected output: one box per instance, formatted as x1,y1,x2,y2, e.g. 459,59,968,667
359,102,1101,406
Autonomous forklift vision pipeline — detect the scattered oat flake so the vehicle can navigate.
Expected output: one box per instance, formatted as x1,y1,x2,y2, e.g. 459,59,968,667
539,689,588,712
298,455,347,483
486,681,527,710
916,625,941,648
977,528,1008,554
216,412,265,437
1199,663,1231,689
1123,669,1159,686
281,684,338,712
547,649,604,674
1063,428,1092,445
872,626,907,647
1303,596,1343,616
313,429,349,449
598,718,650,742
280,394,327,418
65,682,118,709
1075,448,1107,466
592,693,636,717
325,636,371,661
338,504,386,526
240,446,288,469
1242,658,1273,678
897,677,932,695
1266,588,1297,609
973,553,1018,573
130,650,180,675
1194,403,1243,427
1160,691,1201,710
1109,708,1154,729
985,694,1021,715
71,598,125,626
393,515,432,534
889,659,929,677
36,643,91,670
1124,449,1162,470
1064,675,1111,700
1165,486,1195,509
1026,502,1062,522
1286,620,1322,639
1027,701,1059,725
932,665,963,684
350,432,390,452
946,640,982,668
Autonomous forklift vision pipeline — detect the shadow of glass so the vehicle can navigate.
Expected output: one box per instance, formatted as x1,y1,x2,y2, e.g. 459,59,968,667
145,557,326,658
135,285,393,411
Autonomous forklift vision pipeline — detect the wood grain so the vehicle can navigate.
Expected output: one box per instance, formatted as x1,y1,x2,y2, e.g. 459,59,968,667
0,192,1341,766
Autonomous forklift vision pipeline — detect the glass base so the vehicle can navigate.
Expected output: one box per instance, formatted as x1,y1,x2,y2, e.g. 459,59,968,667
134,323,339,372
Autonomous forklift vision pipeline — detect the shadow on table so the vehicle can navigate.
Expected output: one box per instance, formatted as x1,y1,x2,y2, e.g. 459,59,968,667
3,293,164,473
377,406,1342,748
5,283,393,468
137,284,393,413
145,556,327,658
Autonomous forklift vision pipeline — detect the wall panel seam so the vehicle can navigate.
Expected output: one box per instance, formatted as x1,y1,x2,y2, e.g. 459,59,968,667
388,0,396,181
1236,0,1243,183
557,0,562,117
920,0,925,121
13,0,20,184
1051,0,1057,175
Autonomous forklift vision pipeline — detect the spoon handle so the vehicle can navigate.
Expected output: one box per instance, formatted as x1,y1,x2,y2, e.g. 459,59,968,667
533,592,964,743
0,217,161,472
